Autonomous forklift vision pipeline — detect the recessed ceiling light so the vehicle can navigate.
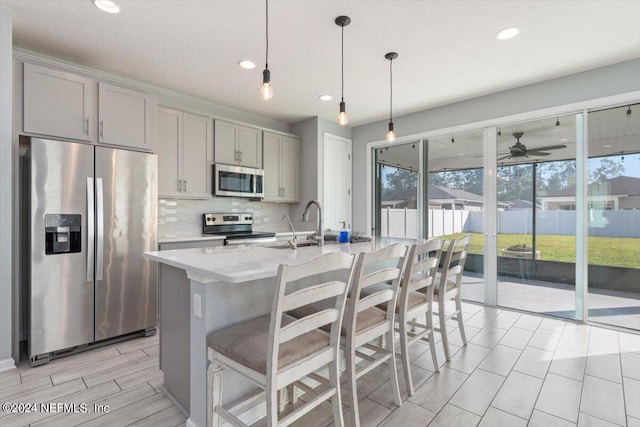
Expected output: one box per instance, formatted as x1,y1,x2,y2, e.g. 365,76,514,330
603,144,613,148
319,95,333,101
497,27,519,40
238,60,256,69
92,0,121,14
457,153,465,156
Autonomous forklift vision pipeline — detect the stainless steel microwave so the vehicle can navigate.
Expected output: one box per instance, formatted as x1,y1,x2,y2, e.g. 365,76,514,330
213,163,264,198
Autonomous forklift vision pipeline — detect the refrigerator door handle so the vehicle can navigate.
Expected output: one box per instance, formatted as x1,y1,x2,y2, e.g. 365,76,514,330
87,177,95,282
96,178,104,282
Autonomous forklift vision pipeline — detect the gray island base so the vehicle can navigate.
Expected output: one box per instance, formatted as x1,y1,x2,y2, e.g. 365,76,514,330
144,238,416,427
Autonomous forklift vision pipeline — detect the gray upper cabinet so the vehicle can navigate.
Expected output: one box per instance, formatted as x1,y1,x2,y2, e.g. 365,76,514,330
262,131,299,203
22,62,157,152
214,120,262,168
98,82,157,152
157,107,212,199
23,62,94,142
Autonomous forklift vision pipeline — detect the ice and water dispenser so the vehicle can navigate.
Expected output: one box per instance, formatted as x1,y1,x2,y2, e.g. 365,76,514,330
44,214,81,255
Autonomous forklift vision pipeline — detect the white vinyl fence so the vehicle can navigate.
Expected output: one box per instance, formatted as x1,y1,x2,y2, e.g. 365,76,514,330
380,208,640,238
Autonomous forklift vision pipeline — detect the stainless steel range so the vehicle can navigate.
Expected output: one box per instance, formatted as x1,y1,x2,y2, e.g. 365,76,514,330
202,213,276,245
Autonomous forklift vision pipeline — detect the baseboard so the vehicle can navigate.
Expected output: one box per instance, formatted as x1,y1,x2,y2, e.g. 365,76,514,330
0,357,16,372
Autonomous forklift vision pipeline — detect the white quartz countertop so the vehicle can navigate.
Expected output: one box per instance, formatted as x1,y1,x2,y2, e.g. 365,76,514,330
157,230,315,244
145,237,418,283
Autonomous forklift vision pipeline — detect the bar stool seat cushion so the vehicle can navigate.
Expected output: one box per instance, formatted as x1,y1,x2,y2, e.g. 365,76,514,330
360,283,427,312
289,300,385,336
207,314,329,374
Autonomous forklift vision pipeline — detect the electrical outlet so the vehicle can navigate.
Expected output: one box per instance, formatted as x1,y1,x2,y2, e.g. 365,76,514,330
263,217,270,223
193,293,202,318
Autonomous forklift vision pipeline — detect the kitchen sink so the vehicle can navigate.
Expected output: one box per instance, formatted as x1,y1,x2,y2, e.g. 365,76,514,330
263,240,322,249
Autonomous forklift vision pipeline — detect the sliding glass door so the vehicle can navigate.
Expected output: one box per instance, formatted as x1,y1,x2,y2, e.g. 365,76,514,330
375,142,420,239
427,130,484,303
586,104,640,329
496,115,578,319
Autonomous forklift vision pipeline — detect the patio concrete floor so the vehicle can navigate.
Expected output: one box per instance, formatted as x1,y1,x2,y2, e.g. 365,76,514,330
460,273,640,331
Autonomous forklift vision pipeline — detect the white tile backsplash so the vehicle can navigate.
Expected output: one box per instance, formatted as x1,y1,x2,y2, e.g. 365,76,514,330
158,198,295,239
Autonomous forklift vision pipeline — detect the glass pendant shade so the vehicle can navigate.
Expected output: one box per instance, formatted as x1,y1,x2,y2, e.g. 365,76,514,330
386,121,396,142
260,68,273,100
338,101,348,125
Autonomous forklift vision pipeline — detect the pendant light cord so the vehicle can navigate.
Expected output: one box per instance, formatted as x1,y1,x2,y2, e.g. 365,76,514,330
265,0,269,68
341,24,344,102
389,58,393,122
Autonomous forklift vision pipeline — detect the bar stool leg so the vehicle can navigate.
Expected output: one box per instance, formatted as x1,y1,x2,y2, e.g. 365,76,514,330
439,303,452,362
207,361,224,427
346,346,360,427
387,328,402,406
426,308,440,373
455,294,467,346
399,315,414,396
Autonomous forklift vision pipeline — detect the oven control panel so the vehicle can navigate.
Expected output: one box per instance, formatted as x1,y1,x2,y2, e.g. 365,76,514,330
203,213,253,227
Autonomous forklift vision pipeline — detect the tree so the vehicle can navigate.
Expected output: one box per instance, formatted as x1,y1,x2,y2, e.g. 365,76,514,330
589,158,624,182
382,167,417,200
497,164,532,201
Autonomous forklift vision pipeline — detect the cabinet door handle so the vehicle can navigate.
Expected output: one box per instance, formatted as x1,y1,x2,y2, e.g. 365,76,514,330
99,120,104,138
239,151,243,162
178,179,182,192
184,180,187,192
85,118,90,135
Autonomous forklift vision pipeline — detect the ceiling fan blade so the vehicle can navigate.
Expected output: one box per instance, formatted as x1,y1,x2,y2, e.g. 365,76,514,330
528,151,551,156
497,154,512,161
529,144,567,152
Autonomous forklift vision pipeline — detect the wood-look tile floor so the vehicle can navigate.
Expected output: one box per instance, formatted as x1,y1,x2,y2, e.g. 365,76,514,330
1,303,639,427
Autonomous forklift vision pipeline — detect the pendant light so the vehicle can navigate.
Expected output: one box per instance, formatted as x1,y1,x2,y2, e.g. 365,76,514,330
260,0,273,100
385,52,398,142
335,16,351,125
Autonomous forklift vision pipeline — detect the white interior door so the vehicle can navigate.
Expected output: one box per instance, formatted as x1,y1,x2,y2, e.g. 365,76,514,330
323,133,352,231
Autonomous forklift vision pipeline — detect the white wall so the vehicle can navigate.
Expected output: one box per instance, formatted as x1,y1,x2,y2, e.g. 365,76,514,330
0,7,15,371
352,59,640,233
289,116,352,231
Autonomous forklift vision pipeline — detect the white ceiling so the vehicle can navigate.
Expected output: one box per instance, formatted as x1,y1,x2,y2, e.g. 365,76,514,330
2,0,640,127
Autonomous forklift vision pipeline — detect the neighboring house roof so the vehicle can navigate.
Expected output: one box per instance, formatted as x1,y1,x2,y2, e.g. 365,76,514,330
507,199,542,209
429,184,483,202
545,176,640,197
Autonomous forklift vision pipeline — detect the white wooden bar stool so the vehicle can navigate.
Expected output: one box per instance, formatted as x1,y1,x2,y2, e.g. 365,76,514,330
343,243,408,427
206,251,356,427
359,238,443,396
434,234,472,361
287,243,408,427
397,237,443,394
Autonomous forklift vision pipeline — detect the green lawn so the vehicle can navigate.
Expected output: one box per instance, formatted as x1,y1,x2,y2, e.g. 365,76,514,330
441,232,640,269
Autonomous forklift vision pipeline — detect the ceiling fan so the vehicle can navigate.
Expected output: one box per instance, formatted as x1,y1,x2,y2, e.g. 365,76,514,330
498,132,567,160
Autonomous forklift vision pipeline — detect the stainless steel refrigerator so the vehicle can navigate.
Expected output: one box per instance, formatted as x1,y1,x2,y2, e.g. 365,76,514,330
25,137,157,365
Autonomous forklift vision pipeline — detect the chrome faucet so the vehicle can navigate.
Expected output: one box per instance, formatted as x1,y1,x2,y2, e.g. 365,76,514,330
281,214,297,249
302,200,324,247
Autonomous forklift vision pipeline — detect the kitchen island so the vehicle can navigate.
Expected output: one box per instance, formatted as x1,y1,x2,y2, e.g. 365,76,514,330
144,238,415,427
